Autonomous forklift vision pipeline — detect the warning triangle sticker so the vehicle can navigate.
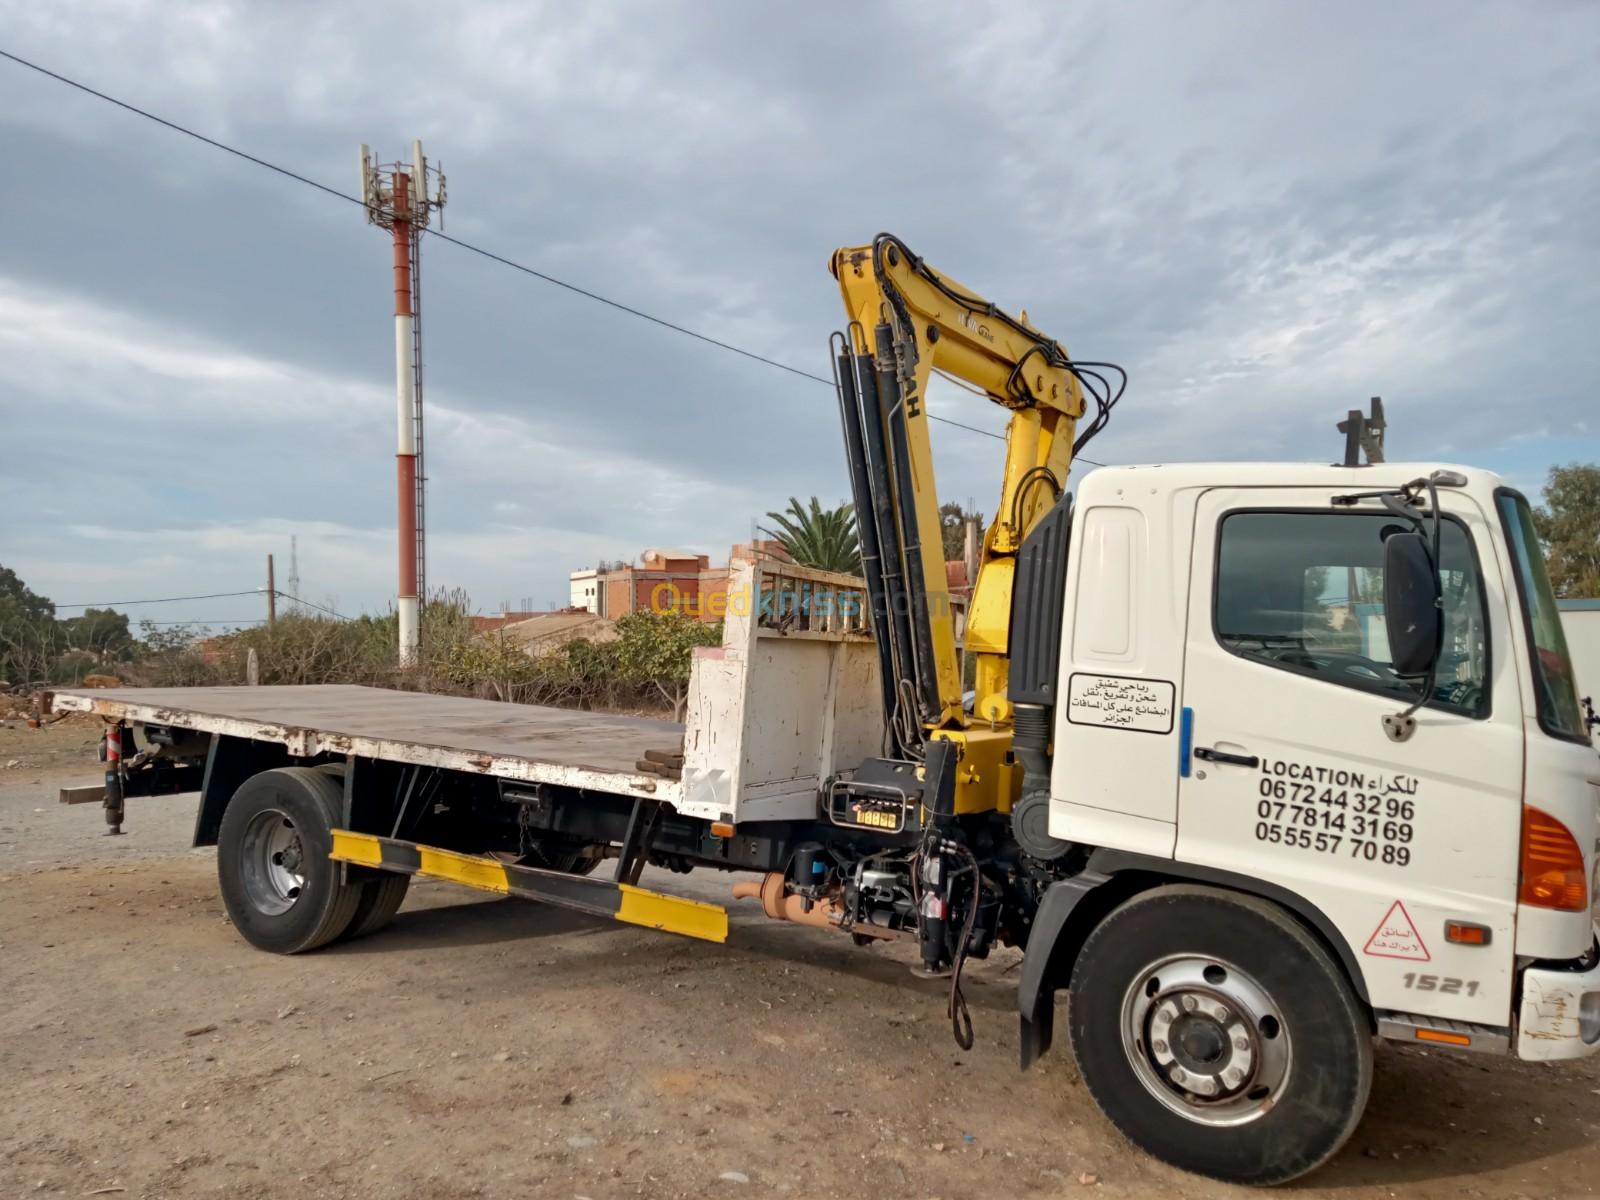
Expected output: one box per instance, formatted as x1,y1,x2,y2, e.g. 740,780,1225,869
1363,900,1430,961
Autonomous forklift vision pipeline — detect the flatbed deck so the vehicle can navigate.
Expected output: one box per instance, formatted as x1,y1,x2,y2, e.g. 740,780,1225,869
51,685,683,799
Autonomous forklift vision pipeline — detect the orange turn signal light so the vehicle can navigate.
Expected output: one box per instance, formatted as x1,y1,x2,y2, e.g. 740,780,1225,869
1444,921,1491,946
1415,1029,1472,1047
1519,806,1589,913
710,822,735,839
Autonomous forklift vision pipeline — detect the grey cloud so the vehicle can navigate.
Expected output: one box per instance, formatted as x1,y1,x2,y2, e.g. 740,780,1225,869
1,0,1597,618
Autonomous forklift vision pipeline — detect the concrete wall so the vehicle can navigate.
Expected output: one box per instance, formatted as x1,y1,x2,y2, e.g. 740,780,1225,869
1559,601,1600,704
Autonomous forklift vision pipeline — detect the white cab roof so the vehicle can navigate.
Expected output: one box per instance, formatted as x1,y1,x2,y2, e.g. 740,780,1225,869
1075,461,1506,499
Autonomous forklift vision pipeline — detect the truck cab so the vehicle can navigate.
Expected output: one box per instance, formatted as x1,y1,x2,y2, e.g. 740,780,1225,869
1017,460,1597,1064
998,462,1600,1180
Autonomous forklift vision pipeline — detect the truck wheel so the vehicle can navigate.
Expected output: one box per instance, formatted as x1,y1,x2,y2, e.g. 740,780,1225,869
1067,885,1372,1185
511,842,602,875
345,873,410,940
217,766,364,954
305,762,409,941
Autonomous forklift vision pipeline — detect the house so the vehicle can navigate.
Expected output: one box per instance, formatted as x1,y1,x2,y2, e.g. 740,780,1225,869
569,541,791,623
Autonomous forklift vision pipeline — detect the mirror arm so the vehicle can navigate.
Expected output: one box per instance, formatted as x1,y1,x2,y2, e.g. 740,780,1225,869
1385,476,1447,741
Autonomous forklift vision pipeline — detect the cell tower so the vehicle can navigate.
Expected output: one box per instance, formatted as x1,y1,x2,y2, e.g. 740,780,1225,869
360,141,446,664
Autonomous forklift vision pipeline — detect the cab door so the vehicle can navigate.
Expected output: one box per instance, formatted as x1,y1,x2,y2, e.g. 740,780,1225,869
1176,486,1523,1026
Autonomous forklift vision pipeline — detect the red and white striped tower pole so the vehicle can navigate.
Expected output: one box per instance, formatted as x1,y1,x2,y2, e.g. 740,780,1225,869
391,168,419,663
362,143,443,666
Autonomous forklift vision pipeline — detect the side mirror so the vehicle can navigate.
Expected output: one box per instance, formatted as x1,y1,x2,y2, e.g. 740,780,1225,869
1384,531,1440,676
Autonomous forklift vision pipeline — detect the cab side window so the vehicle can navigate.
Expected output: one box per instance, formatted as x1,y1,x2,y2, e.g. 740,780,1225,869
1214,511,1489,716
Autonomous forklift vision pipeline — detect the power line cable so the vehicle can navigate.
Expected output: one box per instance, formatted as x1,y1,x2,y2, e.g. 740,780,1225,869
0,48,364,212
424,227,839,390
57,587,350,621
0,47,1120,461
54,589,265,609
273,591,350,620
139,618,268,626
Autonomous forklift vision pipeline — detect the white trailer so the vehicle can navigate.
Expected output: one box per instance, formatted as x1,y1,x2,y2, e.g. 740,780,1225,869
55,465,1600,1186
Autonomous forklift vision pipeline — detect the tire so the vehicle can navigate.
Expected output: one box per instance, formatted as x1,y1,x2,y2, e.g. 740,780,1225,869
216,766,365,954
1067,884,1372,1186
553,854,602,876
344,872,410,940
513,841,603,876
308,762,408,942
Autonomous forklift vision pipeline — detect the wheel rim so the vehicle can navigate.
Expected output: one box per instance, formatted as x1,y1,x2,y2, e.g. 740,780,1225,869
1119,954,1292,1127
239,807,306,916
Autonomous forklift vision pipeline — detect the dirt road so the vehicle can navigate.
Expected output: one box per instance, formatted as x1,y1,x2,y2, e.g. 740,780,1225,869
4,720,1599,1199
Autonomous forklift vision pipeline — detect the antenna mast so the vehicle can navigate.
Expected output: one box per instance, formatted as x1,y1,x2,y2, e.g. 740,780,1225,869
360,141,446,664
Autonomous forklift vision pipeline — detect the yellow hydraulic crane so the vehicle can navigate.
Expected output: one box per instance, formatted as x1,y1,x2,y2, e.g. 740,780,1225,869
829,234,1120,816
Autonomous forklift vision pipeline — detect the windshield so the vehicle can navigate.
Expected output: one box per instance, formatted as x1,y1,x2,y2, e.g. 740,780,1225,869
1215,510,1489,715
1497,490,1586,741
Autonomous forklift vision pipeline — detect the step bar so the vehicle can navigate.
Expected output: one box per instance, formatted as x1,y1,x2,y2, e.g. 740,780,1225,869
329,829,728,944
1376,1009,1511,1054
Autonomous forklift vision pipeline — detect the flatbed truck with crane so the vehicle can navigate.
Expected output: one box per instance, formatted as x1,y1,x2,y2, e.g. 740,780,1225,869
53,236,1600,1185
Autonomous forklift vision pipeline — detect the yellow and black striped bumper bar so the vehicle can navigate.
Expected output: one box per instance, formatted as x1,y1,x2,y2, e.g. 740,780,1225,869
330,830,728,943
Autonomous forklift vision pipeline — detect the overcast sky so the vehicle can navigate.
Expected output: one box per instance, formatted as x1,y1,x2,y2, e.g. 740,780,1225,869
2,2,1597,629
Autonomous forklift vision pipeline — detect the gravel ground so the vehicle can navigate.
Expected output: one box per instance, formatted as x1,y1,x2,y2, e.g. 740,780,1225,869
4,719,1600,1199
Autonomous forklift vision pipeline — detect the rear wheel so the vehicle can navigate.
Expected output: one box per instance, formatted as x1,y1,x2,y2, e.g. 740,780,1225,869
505,840,604,876
217,767,364,954
1067,885,1372,1185
309,762,408,941
345,872,410,939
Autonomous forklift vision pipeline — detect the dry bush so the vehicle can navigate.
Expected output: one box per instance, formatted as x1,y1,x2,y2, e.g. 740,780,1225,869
214,614,396,687
116,591,716,717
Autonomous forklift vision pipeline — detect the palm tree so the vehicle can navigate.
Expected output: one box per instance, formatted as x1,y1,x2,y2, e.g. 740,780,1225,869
761,497,861,574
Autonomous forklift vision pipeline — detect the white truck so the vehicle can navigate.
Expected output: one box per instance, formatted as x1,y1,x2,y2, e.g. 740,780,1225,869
56,464,1600,1185
51,239,1600,1184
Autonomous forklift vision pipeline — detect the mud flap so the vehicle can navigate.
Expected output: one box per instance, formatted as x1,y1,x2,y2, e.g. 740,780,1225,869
1018,872,1109,1069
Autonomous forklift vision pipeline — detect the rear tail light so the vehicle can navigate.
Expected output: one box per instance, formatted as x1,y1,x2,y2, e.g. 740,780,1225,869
1519,806,1589,912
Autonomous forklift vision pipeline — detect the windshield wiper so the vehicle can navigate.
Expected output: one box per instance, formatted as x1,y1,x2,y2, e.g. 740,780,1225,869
1222,631,1307,646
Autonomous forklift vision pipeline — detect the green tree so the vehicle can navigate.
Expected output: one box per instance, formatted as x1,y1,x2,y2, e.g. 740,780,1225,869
761,496,861,574
1533,464,1600,598
940,501,985,563
613,610,721,718
134,619,220,686
58,607,134,664
0,564,58,685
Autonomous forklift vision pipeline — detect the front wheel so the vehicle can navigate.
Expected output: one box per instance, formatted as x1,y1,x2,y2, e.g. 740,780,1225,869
1067,885,1372,1185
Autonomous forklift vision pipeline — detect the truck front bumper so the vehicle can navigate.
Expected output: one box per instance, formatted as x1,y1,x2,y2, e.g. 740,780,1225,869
1517,933,1600,1061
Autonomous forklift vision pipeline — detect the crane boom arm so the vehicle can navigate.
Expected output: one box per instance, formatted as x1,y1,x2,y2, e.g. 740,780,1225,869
830,235,1112,813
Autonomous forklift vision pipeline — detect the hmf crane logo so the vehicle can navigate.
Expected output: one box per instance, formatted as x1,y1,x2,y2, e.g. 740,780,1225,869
957,309,995,343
